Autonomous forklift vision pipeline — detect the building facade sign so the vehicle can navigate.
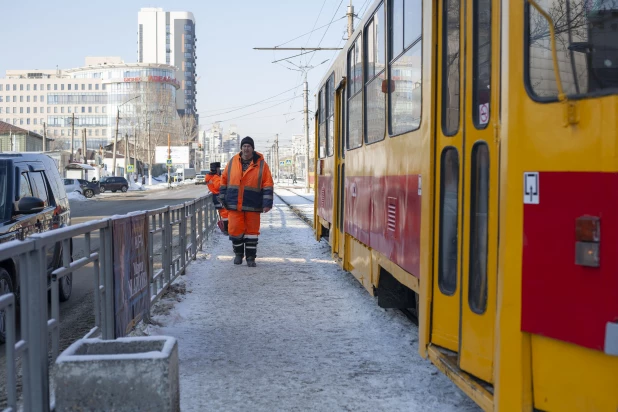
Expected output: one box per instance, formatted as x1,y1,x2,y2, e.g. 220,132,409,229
124,75,180,88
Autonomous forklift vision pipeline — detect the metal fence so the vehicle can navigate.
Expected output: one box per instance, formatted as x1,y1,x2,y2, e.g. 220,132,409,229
0,194,218,412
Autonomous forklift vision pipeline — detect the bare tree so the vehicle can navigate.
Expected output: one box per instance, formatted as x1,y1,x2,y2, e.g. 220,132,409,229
133,81,183,180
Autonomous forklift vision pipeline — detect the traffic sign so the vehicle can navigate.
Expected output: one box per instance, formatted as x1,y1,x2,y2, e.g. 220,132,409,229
166,159,173,166
279,161,285,166
127,165,134,172
285,159,292,165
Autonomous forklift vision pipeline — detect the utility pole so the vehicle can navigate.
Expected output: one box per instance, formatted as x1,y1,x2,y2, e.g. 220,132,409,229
304,76,311,193
124,132,129,181
167,133,171,189
275,133,279,183
82,128,86,163
70,113,75,163
148,121,152,186
347,0,355,38
43,122,47,152
112,109,120,176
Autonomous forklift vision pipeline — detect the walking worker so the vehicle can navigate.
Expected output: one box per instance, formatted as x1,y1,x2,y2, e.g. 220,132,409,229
219,136,274,267
205,162,229,235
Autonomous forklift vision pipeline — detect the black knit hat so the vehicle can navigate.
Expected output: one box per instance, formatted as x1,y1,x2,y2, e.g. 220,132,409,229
209,162,220,170
240,136,255,150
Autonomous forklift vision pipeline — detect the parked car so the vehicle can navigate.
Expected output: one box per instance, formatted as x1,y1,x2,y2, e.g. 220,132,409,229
0,153,72,342
63,178,100,198
99,176,129,193
195,174,205,185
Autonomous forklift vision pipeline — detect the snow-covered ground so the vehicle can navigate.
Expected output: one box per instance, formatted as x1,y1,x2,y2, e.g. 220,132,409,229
137,192,480,412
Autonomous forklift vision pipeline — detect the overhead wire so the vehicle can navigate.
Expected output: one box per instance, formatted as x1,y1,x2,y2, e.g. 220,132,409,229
199,83,303,117
215,96,301,123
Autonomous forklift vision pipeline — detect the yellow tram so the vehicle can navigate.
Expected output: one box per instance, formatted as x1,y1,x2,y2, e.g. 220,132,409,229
313,0,618,410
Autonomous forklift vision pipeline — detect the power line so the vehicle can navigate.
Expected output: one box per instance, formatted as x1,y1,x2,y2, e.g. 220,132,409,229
307,0,346,66
215,96,301,123
199,84,303,117
275,17,346,48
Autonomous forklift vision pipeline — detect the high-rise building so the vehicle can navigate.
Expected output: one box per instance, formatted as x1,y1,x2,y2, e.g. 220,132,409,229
137,8,197,119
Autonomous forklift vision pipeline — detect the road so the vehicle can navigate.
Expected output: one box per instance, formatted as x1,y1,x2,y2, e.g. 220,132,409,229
0,183,208,409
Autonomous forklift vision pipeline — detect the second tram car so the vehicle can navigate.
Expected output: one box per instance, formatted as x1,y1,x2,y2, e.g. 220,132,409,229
313,0,618,410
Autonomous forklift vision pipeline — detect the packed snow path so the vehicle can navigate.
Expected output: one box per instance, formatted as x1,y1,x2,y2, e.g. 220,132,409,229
144,194,480,411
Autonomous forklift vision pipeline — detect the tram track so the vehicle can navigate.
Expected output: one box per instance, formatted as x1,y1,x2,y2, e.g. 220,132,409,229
275,186,315,203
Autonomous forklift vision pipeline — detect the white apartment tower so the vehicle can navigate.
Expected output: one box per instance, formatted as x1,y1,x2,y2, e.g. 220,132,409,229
138,8,197,119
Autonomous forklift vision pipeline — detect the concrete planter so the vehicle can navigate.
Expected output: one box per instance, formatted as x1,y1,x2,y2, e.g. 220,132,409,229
55,336,179,412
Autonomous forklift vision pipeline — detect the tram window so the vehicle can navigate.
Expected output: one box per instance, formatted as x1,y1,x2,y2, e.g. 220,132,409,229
365,3,386,144
468,143,489,313
319,88,326,159
389,0,422,136
347,35,363,150
473,0,491,128
442,0,460,135
327,74,335,156
438,148,459,296
527,0,618,98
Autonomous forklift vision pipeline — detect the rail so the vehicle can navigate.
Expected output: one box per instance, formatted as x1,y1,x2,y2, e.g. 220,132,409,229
0,194,218,411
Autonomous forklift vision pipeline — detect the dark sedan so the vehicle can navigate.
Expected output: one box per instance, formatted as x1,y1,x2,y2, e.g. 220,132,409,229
99,176,129,193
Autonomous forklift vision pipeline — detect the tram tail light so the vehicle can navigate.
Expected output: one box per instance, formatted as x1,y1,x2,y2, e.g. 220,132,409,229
575,216,600,267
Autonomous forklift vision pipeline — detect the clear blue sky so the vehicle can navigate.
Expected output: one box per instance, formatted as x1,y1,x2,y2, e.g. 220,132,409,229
1,0,375,150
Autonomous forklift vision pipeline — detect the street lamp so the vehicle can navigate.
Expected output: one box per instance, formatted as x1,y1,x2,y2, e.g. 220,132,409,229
111,95,140,176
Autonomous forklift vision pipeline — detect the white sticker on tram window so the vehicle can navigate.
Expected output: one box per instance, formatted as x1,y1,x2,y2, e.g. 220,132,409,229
418,175,422,196
479,103,490,125
523,172,539,204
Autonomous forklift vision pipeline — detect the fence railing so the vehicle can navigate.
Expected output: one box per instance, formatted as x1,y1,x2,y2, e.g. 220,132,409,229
0,194,218,412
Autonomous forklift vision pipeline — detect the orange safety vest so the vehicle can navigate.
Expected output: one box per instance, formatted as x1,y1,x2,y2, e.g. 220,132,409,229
220,152,274,212
205,172,221,195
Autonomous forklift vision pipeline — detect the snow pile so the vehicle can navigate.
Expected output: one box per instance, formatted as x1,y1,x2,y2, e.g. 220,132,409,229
66,191,88,201
141,195,480,412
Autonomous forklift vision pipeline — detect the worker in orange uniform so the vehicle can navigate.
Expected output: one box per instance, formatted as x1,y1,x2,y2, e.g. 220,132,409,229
205,162,229,235
219,136,274,267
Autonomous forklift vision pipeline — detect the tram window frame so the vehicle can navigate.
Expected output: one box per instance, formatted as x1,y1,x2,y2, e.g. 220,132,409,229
347,34,364,151
438,147,459,296
327,73,335,157
472,0,491,129
468,142,489,313
364,2,386,145
441,0,461,136
388,0,423,138
318,87,327,159
524,1,618,101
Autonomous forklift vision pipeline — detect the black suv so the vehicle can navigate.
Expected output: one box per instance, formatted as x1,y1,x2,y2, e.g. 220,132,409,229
0,154,72,342
99,176,129,193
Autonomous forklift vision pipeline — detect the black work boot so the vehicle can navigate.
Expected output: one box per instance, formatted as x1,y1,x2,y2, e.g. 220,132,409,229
244,238,258,267
223,221,229,236
233,241,244,265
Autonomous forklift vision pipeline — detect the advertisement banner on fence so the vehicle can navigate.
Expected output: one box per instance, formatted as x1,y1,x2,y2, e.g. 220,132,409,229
112,213,150,338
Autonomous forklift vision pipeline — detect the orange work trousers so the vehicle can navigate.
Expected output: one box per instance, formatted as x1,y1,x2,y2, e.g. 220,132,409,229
227,210,260,240
217,208,229,220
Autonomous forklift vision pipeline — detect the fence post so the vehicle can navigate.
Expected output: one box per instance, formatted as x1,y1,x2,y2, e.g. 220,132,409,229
197,197,204,250
164,206,171,284
25,244,50,412
191,201,197,260
104,220,115,339
180,204,187,272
